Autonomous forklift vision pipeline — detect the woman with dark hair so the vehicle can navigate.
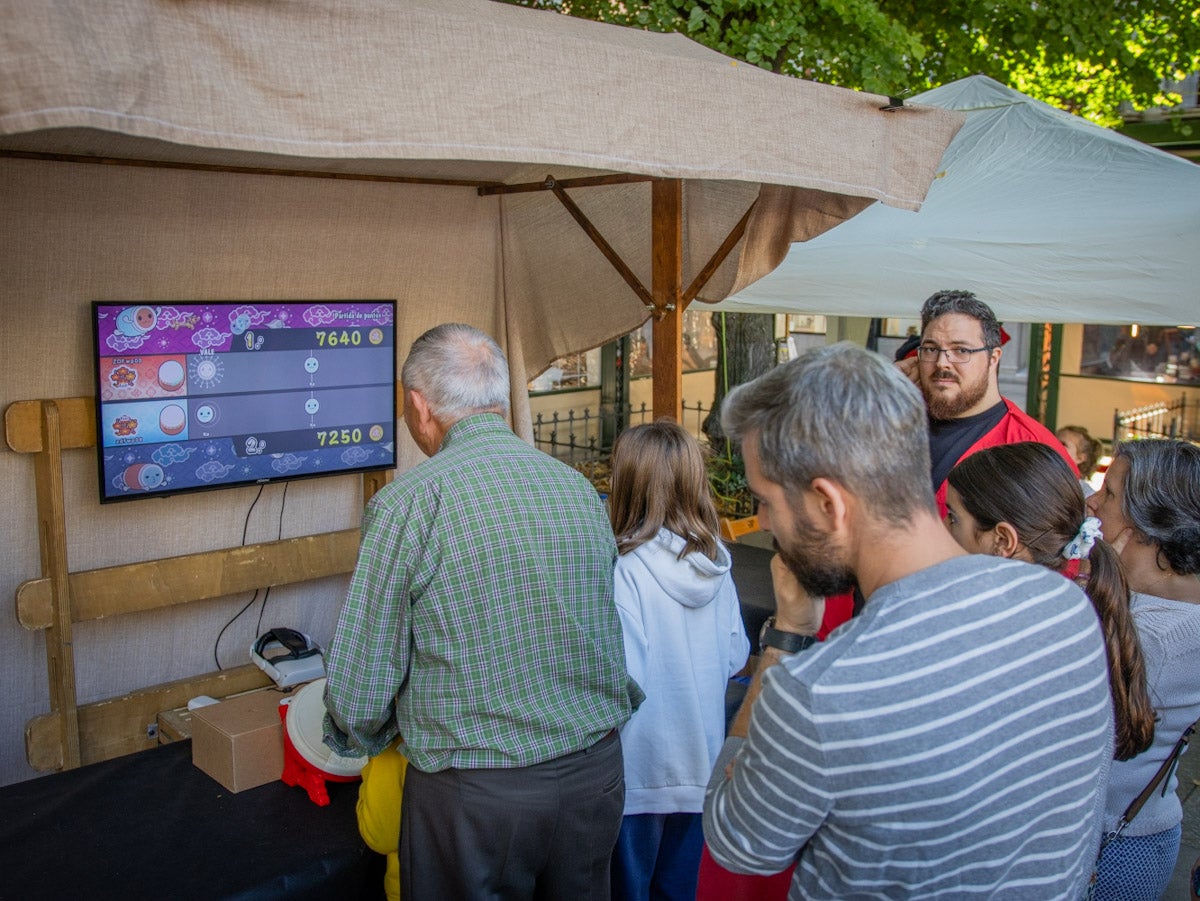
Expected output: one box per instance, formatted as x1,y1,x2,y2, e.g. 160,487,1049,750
1085,438,1200,900
945,441,1155,763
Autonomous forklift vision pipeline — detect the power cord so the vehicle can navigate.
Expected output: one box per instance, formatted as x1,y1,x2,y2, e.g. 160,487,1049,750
212,483,289,670
255,482,289,638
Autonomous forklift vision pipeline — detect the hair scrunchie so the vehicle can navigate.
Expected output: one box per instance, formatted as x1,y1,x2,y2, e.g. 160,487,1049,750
1063,515,1103,560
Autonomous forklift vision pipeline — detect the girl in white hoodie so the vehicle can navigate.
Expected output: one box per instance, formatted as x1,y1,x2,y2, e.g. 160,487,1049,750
607,421,750,901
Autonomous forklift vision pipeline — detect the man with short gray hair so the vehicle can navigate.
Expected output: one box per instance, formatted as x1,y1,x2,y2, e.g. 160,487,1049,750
702,341,1112,898
326,323,640,900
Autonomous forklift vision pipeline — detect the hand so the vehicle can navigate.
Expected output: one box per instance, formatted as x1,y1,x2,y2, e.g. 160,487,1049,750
770,554,826,635
894,355,920,386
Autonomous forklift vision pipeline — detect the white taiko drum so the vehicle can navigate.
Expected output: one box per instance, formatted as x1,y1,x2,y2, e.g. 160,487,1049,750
284,677,366,779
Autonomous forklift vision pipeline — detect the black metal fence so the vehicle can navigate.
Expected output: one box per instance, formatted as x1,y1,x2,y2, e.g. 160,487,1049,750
1113,395,1197,444
532,399,713,464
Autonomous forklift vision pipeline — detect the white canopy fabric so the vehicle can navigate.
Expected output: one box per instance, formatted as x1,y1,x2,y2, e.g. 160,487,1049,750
0,0,962,379
711,75,1200,326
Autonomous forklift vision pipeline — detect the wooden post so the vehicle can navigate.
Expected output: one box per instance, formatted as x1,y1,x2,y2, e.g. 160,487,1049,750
651,179,684,422
33,401,81,770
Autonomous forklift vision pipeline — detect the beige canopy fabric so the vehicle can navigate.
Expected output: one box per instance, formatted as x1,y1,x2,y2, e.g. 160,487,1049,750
0,0,962,381
0,0,961,787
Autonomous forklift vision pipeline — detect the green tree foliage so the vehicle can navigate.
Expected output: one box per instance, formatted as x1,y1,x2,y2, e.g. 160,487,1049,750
504,0,1200,125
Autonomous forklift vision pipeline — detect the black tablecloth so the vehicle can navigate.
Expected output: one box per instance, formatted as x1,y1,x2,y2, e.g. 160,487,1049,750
0,546,775,901
728,540,776,641
725,541,776,726
0,739,383,901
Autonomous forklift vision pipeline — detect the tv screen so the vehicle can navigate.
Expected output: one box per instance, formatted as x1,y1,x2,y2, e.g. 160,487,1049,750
92,300,397,503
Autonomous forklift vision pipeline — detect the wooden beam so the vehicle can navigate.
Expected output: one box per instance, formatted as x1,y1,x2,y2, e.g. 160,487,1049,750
682,199,756,306
477,173,654,196
0,150,493,188
25,664,273,770
651,179,684,422
550,182,654,308
5,397,95,453
16,528,362,630
33,401,81,769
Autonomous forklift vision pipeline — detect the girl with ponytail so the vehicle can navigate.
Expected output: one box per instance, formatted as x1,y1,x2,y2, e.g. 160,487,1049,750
944,441,1155,762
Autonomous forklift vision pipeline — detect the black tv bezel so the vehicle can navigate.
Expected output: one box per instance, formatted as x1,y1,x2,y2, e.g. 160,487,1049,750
90,299,398,504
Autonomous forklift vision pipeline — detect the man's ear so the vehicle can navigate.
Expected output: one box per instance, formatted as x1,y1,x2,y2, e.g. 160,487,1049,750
407,388,433,427
807,477,849,533
992,521,1021,559
404,388,443,457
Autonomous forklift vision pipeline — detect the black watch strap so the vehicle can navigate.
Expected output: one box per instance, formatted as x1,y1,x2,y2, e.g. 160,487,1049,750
759,615,817,655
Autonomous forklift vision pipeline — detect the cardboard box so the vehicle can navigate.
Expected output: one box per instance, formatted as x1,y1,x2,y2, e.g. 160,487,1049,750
191,689,284,792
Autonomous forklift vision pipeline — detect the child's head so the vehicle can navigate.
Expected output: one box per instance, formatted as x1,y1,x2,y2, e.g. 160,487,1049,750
1056,425,1099,478
608,420,720,560
945,441,1086,568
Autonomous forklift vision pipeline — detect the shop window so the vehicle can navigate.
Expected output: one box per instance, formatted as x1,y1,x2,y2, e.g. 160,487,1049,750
1079,324,1200,384
528,347,602,393
530,311,721,393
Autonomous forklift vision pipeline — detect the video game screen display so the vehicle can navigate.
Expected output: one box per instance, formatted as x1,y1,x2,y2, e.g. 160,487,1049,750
91,300,397,503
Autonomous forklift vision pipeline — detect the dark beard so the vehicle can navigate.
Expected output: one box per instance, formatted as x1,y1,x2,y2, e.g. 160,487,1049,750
922,367,989,420
773,536,856,598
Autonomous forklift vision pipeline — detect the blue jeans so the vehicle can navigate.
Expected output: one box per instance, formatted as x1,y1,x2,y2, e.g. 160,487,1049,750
611,811,704,901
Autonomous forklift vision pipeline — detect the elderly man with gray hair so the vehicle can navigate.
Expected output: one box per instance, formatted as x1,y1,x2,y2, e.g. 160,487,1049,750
702,342,1113,898
325,323,640,900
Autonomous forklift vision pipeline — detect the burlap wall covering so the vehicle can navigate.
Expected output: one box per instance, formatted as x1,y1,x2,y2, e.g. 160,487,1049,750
0,157,521,785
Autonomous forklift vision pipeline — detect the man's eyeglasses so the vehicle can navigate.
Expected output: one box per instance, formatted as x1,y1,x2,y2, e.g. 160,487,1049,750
917,344,993,364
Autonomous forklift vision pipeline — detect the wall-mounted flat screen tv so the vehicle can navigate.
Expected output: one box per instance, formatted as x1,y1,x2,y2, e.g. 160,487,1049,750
92,300,397,503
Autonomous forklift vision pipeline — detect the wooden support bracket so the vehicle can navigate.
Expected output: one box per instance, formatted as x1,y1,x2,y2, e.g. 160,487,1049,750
5,394,391,772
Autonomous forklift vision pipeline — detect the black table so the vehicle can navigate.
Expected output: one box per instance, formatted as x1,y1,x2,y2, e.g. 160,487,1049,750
725,541,776,727
728,540,776,642
0,739,384,901
0,549,776,900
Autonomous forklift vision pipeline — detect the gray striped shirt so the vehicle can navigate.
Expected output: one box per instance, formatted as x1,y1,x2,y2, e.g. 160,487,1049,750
704,555,1112,899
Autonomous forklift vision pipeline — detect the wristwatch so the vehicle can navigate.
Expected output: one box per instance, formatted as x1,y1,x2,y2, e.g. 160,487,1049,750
759,615,817,655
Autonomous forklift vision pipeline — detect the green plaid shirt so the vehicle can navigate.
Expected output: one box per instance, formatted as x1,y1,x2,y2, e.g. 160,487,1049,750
325,414,640,771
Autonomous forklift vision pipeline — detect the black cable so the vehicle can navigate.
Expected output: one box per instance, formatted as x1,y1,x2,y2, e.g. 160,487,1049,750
255,482,290,638
240,483,266,546
214,590,261,672
213,484,267,670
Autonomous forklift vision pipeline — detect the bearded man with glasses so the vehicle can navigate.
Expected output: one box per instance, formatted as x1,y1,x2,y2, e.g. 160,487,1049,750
816,291,1081,637
900,289,1078,516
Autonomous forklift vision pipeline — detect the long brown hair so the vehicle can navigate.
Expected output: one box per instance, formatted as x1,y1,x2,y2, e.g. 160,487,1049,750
948,442,1155,760
608,420,721,561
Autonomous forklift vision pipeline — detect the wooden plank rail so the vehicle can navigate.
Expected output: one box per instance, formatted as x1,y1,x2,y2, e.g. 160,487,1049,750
16,528,361,629
5,396,96,453
25,664,273,770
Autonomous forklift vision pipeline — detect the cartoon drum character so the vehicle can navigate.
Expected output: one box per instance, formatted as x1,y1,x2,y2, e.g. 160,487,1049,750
115,305,157,338
122,462,165,492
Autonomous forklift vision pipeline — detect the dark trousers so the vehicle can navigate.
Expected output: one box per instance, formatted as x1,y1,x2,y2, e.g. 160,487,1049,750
400,731,624,901
610,812,704,901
